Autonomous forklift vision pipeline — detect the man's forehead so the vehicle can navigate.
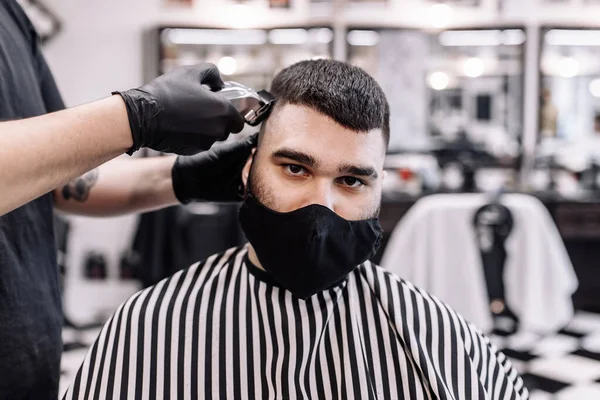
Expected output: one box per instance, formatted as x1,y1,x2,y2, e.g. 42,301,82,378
261,104,386,168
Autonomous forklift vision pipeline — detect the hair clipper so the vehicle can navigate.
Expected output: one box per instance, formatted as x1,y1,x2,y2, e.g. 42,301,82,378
216,81,275,126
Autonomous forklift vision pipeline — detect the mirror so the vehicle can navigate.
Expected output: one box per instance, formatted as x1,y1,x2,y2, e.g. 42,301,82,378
535,27,600,193
540,28,600,142
347,27,526,164
158,27,333,90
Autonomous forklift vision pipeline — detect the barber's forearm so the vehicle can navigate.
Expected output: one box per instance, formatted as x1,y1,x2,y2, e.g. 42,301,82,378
0,96,132,216
54,156,178,217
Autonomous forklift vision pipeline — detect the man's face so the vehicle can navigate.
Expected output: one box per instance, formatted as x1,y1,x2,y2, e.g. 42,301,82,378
242,104,386,221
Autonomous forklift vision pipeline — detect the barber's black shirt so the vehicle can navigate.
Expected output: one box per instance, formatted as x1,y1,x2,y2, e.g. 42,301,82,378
0,1,65,398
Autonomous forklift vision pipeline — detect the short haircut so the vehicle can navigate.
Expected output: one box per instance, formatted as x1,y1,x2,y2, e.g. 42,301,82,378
261,59,390,148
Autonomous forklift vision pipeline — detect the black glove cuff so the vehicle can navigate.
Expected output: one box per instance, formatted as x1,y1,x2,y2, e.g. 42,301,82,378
171,157,192,204
112,90,161,156
112,91,141,155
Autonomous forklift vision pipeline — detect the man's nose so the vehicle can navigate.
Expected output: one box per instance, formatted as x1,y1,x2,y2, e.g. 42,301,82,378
301,180,335,211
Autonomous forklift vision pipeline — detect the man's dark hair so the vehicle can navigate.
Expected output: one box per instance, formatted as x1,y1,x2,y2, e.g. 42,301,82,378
262,59,390,148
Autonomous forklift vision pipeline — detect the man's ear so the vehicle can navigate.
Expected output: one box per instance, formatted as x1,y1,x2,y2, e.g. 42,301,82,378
241,148,256,188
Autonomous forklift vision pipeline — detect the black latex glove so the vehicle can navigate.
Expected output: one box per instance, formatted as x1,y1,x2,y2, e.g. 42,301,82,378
113,63,245,156
171,133,258,204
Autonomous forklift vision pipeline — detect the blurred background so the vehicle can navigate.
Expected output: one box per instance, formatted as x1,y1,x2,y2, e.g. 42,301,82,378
30,0,600,398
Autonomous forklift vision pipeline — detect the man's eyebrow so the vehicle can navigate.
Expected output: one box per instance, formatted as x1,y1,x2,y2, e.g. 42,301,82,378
271,148,319,168
338,164,379,179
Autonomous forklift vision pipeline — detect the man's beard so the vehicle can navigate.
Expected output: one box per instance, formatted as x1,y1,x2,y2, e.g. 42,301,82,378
245,157,277,210
245,158,380,220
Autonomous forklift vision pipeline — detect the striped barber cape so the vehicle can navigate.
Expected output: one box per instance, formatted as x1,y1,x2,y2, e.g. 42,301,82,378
63,245,528,400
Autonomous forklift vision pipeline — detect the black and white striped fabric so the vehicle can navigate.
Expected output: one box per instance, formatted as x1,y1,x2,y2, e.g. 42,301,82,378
63,245,528,400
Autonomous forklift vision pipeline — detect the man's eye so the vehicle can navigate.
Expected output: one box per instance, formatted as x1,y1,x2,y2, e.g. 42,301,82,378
285,164,306,175
340,177,365,188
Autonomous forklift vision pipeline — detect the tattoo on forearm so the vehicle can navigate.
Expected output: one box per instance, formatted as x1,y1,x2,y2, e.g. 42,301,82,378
61,169,99,202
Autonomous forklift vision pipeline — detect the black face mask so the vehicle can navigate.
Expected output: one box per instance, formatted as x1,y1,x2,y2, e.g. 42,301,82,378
239,195,383,300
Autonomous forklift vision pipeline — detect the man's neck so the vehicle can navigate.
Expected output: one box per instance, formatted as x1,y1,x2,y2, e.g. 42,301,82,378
247,245,265,271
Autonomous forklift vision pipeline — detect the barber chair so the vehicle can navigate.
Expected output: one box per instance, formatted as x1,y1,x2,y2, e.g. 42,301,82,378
381,193,577,334
473,194,519,334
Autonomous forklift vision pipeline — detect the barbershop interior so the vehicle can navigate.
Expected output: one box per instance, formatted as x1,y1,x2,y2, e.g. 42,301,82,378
12,0,600,398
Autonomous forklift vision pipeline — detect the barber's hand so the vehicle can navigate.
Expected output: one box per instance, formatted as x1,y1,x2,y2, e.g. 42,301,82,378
171,133,257,203
114,63,245,156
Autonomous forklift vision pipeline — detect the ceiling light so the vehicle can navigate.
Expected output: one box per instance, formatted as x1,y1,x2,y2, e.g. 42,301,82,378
428,72,450,90
311,28,334,44
217,56,237,75
439,30,501,47
590,79,600,97
546,29,600,46
429,4,453,29
347,30,380,47
269,29,308,45
464,57,484,78
559,57,579,78
439,29,525,47
502,29,526,45
165,28,267,45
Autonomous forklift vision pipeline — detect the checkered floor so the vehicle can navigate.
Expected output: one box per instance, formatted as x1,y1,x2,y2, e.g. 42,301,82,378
490,311,600,399
59,311,600,399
